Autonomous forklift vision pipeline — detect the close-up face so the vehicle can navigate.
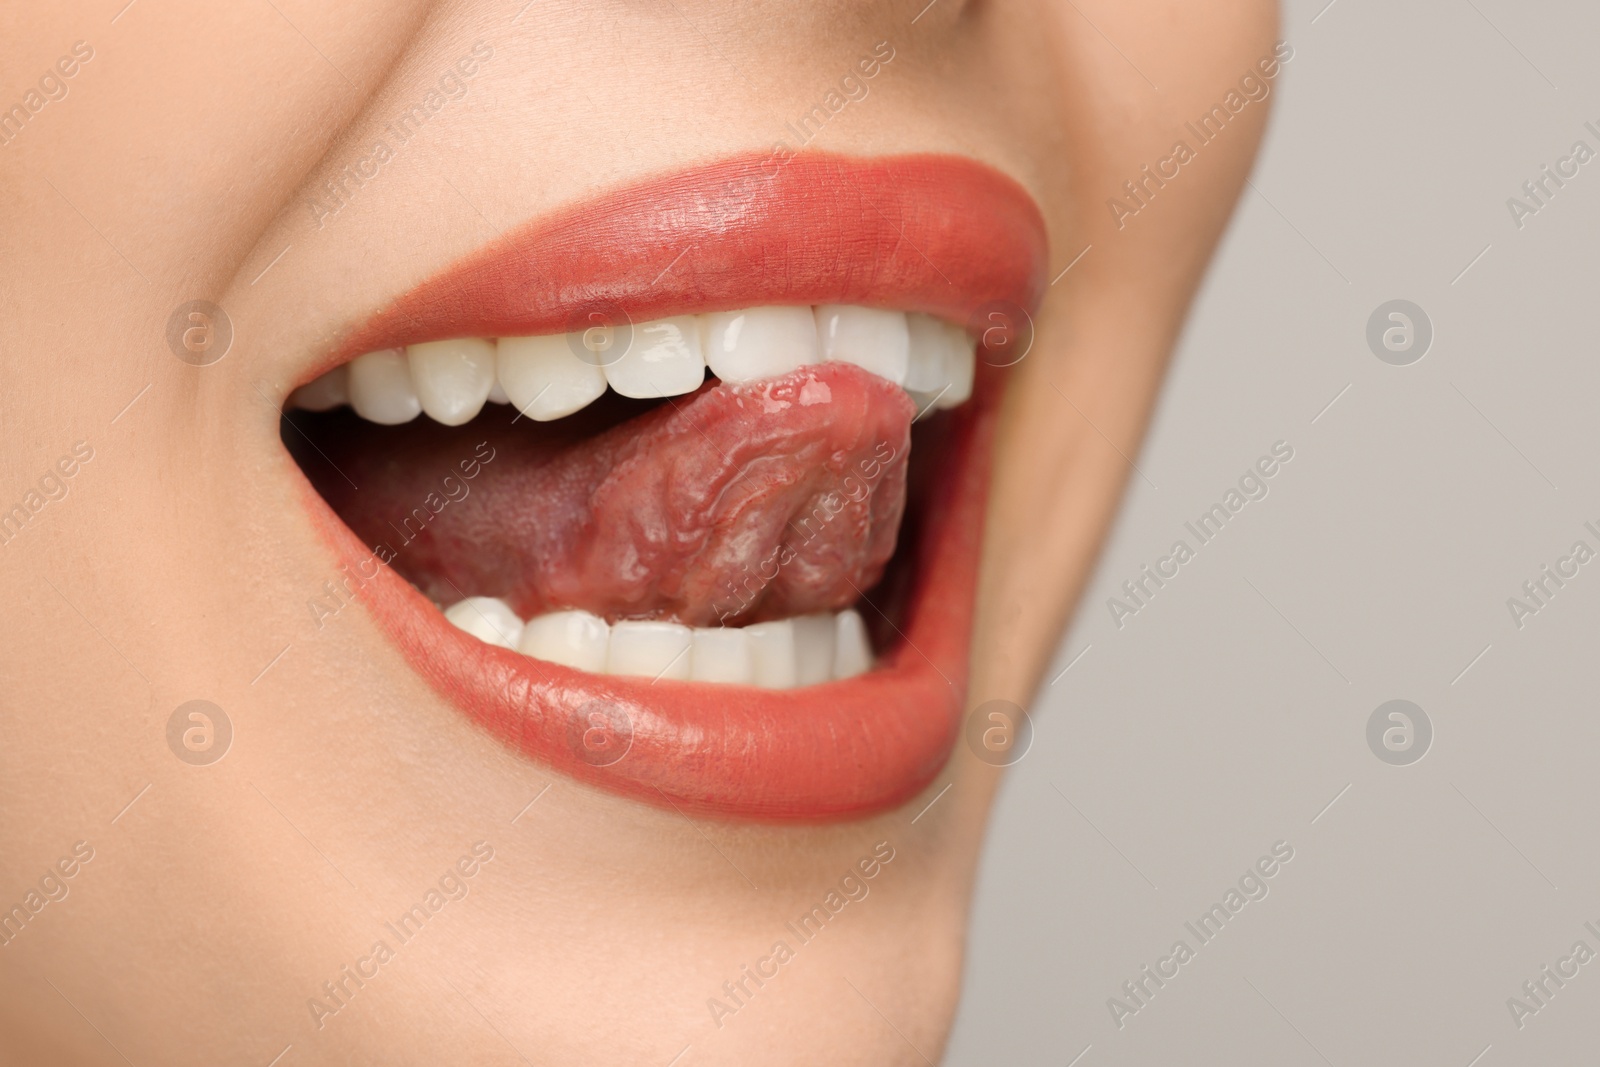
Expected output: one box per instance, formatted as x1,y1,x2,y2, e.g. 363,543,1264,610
1,2,1275,1062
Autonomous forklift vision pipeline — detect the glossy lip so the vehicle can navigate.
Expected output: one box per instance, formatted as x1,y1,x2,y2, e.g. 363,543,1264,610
296,152,1048,820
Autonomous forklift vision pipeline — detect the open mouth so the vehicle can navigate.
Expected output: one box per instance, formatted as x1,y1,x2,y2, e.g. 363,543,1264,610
282,153,1047,821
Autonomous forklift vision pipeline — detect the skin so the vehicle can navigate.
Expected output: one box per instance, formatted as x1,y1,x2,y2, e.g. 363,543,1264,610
0,1,1275,1063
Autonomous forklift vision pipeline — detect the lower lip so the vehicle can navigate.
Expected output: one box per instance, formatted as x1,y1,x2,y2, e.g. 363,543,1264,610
303,367,1000,820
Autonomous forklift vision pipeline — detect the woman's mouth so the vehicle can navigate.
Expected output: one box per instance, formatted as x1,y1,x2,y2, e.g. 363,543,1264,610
281,153,1047,821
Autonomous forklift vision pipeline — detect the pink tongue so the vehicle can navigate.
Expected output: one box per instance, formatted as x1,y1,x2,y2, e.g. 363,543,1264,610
314,363,913,626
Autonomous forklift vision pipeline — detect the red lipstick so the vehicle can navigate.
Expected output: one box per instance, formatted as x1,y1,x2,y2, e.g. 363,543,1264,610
338,153,1045,357
302,152,1047,820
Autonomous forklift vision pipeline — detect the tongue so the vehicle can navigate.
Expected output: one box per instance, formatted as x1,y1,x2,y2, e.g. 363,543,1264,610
305,363,914,627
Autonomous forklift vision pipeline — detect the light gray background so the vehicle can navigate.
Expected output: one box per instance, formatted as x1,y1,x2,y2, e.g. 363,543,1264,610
947,1,1600,1063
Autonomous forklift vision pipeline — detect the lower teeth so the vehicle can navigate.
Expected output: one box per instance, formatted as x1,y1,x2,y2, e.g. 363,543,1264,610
442,598,873,689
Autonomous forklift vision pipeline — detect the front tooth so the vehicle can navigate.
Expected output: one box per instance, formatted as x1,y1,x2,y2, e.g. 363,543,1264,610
443,597,523,650
486,377,510,404
743,620,798,689
289,365,349,411
348,349,423,424
703,306,819,384
936,330,977,410
518,609,610,672
815,305,910,386
408,338,496,425
497,334,608,421
604,316,705,399
690,626,754,684
792,614,836,686
904,313,959,392
833,609,873,679
905,313,978,412
607,620,693,680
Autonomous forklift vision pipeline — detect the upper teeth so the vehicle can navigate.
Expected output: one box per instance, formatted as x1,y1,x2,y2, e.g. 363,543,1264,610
441,598,875,688
289,305,976,423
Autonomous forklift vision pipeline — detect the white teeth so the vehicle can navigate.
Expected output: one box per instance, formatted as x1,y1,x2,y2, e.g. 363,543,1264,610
702,306,819,384
815,305,910,387
517,609,610,672
408,338,497,425
940,335,977,409
604,315,706,399
443,597,524,650
607,620,693,680
458,603,874,687
833,609,873,679
497,334,609,422
328,306,977,423
792,613,836,686
904,313,958,392
743,619,799,689
339,306,913,691
905,313,977,412
690,627,754,684
289,365,349,412
348,348,423,424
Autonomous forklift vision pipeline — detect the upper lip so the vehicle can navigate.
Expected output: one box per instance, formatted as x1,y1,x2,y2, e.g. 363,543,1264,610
323,151,1046,371
296,151,1048,820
